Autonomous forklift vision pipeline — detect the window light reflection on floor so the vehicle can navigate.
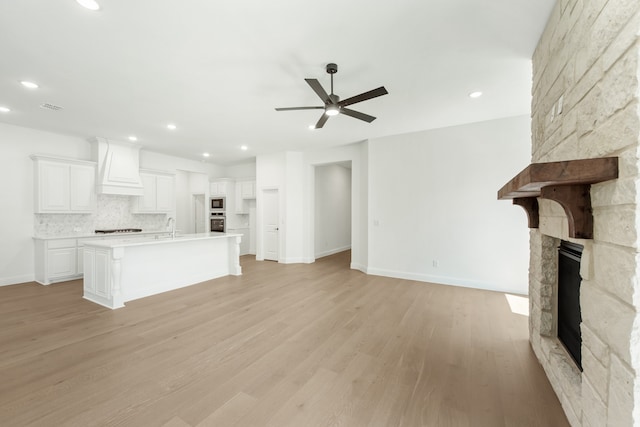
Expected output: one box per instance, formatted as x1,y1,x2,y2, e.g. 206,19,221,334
505,294,529,316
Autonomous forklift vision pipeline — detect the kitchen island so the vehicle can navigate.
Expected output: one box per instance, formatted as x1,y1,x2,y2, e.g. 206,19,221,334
83,232,242,309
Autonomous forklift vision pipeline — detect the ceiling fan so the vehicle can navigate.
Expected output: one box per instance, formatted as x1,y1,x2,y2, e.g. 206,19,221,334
275,63,388,129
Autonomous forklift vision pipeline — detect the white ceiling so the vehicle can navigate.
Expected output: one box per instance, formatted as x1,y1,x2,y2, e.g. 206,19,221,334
0,0,555,165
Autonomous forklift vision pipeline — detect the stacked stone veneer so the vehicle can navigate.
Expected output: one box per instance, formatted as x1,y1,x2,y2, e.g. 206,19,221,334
530,0,640,426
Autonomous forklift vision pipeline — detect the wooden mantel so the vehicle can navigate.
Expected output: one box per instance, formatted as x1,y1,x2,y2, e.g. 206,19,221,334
498,157,618,239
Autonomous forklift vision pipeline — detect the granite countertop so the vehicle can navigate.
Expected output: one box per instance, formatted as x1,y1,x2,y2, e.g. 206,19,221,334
83,232,242,248
33,230,167,240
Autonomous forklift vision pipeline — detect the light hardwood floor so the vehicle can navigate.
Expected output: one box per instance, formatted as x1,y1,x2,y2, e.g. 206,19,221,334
0,252,569,426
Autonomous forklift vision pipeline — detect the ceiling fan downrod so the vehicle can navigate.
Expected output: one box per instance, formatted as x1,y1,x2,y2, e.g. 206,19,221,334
326,63,338,96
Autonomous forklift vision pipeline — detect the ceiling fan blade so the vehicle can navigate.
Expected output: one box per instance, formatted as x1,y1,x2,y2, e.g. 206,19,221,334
314,113,330,129
275,106,324,111
341,108,376,123
338,86,388,107
305,78,331,103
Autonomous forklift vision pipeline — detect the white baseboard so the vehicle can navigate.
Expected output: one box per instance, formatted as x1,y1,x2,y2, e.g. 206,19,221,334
315,245,351,259
280,257,306,264
350,262,368,273
0,274,35,287
366,267,525,294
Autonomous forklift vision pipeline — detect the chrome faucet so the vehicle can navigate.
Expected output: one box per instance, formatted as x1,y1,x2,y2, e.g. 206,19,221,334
166,216,176,238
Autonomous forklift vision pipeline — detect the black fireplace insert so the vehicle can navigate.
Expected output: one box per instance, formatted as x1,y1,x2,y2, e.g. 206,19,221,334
557,241,583,370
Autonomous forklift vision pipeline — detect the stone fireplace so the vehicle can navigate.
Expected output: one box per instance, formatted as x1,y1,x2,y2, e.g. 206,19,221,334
514,0,640,426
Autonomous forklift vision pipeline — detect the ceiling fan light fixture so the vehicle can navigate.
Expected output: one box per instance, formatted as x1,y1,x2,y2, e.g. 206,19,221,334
325,104,340,116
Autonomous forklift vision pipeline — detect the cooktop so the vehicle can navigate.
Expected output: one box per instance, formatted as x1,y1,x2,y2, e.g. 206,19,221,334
94,228,143,234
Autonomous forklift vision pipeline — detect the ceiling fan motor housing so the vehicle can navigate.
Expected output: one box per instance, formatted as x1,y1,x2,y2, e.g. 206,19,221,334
326,63,338,74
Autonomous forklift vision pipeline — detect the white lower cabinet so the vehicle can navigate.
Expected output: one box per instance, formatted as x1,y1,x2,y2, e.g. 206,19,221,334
34,233,167,285
34,239,77,285
83,246,112,302
48,247,77,279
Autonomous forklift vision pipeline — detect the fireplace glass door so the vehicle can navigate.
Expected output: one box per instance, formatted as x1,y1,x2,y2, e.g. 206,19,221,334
557,241,583,370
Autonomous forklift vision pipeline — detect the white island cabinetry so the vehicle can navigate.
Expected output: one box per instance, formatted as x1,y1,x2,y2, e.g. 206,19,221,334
31,155,96,213
83,233,242,309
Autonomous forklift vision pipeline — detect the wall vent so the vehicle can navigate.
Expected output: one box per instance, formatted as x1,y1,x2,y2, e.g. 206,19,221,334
40,103,63,111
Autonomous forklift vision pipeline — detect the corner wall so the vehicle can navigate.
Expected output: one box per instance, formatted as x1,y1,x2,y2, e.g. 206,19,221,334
530,0,640,425
367,115,532,294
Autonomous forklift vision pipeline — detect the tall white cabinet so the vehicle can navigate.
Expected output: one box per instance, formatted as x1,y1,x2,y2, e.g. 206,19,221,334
31,155,97,213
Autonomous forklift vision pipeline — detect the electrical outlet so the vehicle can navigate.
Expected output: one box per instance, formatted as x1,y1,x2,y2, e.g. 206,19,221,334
432,260,439,268
373,219,380,226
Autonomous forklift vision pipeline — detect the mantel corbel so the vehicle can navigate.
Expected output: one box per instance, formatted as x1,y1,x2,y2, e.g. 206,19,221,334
498,158,618,239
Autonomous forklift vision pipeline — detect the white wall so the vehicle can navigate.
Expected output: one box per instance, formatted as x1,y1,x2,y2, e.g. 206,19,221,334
140,150,223,177
314,164,352,258
367,115,531,294
224,161,256,179
0,122,221,286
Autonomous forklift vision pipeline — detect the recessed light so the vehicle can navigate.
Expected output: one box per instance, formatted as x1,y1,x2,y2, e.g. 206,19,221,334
469,91,483,98
167,124,177,130
21,81,39,89
0,106,10,113
128,136,138,142
240,145,248,151
76,0,100,11
203,152,210,157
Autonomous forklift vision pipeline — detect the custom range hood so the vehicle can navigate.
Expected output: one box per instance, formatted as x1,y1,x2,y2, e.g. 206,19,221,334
90,137,144,196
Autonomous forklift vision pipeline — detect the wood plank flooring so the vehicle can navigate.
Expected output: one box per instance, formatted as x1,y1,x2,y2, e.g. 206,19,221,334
0,252,569,426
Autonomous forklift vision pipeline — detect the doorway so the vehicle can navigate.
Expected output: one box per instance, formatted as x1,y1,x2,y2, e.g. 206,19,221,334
262,189,280,261
314,162,352,261
263,189,279,261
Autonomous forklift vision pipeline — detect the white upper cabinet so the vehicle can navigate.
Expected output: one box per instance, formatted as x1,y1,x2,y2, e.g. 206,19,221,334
70,165,97,211
32,155,97,213
155,174,175,212
240,180,256,199
132,170,175,213
210,179,231,196
234,179,256,214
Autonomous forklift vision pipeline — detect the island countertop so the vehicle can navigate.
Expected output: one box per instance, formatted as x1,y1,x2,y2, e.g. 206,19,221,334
82,232,243,249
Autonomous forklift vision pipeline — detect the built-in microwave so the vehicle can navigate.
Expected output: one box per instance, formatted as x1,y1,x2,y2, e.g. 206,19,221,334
210,197,225,211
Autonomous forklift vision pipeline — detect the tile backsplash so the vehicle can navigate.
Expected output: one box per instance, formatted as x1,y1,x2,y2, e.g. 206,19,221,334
34,194,168,235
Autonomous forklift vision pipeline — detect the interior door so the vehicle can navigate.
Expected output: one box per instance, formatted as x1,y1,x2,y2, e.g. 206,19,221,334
263,189,279,261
